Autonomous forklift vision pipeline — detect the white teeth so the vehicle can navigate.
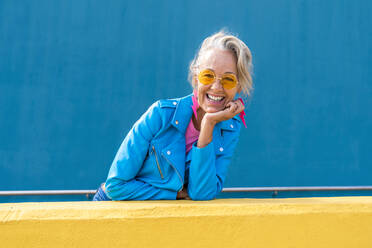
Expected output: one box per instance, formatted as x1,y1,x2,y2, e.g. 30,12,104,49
207,94,224,101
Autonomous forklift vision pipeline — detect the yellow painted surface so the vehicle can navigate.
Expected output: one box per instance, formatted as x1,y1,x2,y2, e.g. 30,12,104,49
1,197,372,248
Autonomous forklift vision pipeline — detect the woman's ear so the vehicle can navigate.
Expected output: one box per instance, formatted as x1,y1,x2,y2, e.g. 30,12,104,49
193,76,198,89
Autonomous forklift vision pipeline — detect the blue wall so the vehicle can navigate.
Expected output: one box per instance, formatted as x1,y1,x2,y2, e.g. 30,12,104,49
1,0,371,201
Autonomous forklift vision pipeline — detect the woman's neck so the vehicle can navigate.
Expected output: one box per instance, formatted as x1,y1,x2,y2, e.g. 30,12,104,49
192,108,206,131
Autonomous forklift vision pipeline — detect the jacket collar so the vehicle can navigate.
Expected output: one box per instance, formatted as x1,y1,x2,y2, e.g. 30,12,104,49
171,93,239,133
171,94,193,134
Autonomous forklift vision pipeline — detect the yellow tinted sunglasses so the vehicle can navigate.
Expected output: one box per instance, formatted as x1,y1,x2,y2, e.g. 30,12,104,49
198,69,238,90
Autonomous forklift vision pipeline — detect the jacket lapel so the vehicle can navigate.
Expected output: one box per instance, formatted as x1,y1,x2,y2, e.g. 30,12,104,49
170,94,193,135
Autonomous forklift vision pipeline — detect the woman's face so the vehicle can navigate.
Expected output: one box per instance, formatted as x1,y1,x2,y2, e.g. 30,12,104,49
194,49,240,114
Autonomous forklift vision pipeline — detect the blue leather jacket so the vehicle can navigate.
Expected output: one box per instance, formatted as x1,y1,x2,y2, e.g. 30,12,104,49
105,94,242,200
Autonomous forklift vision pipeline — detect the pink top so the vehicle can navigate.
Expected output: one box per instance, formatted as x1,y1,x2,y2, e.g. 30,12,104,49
185,118,200,153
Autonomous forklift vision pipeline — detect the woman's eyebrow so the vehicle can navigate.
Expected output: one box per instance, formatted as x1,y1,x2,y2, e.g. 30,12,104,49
203,68,236,75
205,68,236,74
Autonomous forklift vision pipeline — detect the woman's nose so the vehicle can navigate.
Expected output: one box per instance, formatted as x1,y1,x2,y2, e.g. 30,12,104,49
210,78,223,90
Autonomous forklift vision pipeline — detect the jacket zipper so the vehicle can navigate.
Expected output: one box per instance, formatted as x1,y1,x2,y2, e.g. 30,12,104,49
162,154,184,192
152,146,164,179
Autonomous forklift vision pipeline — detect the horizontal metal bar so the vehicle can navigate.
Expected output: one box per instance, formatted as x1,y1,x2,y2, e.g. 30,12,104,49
0,190,97,196
221,186,372,192
1,186,372,196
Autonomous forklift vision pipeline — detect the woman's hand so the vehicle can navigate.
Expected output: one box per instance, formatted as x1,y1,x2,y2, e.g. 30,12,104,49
204,99,245,125
176,187,190,200
197,99,244,148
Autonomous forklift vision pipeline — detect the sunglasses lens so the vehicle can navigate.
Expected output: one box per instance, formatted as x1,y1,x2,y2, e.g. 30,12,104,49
221,75,237,89
198,69,215,85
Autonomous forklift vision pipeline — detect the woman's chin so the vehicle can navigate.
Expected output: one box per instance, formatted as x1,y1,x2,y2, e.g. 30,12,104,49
203,106,224,113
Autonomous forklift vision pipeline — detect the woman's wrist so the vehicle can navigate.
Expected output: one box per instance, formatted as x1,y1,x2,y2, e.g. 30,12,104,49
197,116,216,148
202,114,217,126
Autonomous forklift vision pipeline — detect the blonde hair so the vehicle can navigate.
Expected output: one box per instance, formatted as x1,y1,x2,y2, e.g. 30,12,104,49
188,30,253,96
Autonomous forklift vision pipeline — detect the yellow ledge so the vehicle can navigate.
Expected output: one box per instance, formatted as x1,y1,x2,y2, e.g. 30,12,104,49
1,197,372,248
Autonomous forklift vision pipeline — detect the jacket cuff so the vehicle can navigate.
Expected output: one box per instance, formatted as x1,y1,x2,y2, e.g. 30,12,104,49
192,141,215,160
155,188,178,200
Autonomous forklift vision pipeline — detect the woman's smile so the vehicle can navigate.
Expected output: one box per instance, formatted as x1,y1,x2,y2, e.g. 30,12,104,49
205,93,226,106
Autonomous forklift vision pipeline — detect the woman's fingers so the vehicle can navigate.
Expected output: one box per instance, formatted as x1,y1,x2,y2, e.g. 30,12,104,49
228,100,244,115
232,102,238,112
235,100,245,114
226,101,238,113
225,102,234,111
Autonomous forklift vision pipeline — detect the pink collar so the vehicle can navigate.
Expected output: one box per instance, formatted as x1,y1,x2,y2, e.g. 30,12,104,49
191,91,199,119
237,98,247,128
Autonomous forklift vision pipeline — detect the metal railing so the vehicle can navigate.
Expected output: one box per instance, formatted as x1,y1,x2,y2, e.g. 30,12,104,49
1,186,372,199
222,186,372,196
222,186,372,192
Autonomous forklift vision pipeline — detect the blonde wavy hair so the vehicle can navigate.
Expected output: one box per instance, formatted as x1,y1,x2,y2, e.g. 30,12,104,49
188,30,253,96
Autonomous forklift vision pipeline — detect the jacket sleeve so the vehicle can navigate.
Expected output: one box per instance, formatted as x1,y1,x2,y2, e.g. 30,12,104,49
187,123,241,200
105,101,177,200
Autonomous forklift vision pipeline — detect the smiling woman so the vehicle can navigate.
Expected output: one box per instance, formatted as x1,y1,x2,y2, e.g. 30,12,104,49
93,30,253,201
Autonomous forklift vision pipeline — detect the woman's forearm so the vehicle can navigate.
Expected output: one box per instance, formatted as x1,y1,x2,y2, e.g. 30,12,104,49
197,118,216,148
105,178,178,200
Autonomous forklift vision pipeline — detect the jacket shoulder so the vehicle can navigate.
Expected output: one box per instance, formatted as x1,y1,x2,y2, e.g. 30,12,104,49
232,115,243,127
158,96,183,109
219,116,242,133
148,98,179,122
